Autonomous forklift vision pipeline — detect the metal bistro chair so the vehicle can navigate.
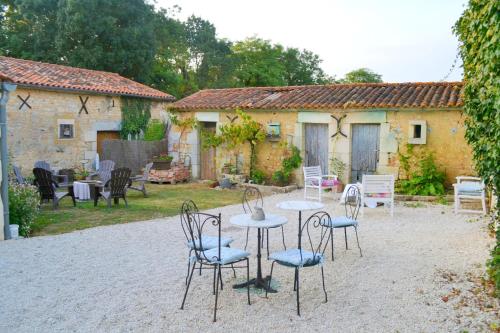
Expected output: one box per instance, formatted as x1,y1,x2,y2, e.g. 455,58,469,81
97,168,131,208
266,211,331,316
128,163,153,197
322,185,363,260
33,168,75,209
243,186,286,258
180,205,251,322
180,200,235,285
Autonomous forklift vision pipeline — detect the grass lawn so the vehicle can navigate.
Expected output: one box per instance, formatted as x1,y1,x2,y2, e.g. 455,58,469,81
31,183,243,236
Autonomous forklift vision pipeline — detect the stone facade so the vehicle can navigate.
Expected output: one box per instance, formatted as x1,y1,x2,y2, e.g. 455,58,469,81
168,108,473,186
7,87,167,174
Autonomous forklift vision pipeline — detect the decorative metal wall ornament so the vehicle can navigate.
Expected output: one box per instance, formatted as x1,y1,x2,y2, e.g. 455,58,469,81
78,96,89,115
226,115,238,123
17,93,32,110
330,114,347,138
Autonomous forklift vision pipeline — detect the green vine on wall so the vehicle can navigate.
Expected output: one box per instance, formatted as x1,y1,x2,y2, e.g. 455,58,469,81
120,97,152,139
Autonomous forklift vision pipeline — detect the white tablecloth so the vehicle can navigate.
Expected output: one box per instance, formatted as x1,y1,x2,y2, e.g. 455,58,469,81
73,182,91,200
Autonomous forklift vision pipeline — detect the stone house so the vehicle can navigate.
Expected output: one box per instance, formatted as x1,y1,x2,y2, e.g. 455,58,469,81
0,56,175,174
169,82,473,186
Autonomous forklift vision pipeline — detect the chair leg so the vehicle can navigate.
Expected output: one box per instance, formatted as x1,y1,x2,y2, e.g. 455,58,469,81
142,184,148,197
266,229,270,259
344,227,348,250
246,258,251,305
180,261,196,310
330,228,334,261
354,226,362,257
114,197,119,205
213,264,221,322
318,185,322,202
107,197,112,208
244,228,250,250
321,266,328,303
293,267,297,291
266,261,275,299
231,264,236,278
481,196,487,215
219,268,224,290
186,249,193,285
296,268,300,316
280,225,287,250
123,195,128,208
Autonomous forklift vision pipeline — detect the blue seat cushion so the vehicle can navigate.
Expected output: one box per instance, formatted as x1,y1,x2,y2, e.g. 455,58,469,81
187,236,233,250
194,247,250,265
269,249,323,267
320,216,358,228
457,183,483,195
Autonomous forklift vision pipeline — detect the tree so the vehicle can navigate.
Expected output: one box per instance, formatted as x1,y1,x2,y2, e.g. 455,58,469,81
341,68,383,83
454,0,499,292
282,48,332,85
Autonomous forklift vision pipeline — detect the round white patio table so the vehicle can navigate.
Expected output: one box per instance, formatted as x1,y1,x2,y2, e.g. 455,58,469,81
73,181,91,200
231,213,287,293
276,200,325,236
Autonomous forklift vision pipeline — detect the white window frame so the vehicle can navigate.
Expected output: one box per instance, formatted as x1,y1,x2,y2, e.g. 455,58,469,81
408,120,426,144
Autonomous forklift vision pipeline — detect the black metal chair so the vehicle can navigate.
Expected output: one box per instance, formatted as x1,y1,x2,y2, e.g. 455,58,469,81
128,162,153,197
33,168,75,209
266,211,331,316
13,165,26,184
97,168,131,208
243,186,286,258
322,185,363,260
180,202,251,322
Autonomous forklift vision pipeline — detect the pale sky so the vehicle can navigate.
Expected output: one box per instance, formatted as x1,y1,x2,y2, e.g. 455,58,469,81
156,0,466,83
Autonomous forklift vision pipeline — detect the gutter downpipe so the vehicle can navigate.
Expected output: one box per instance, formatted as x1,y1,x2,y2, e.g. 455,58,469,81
1,81,16,240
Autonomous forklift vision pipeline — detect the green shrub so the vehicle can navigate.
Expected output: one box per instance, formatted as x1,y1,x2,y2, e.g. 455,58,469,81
272,144,302,186
250,169,266,184
144,119,166,141
487,222,500,296
8,183,40,236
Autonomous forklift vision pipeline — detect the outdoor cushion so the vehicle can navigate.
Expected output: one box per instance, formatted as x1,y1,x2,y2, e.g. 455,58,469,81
320,216,358,228
269,249,324,267
194,247,249,265
187,236,233,250
456,183,483,195
310,179,340,187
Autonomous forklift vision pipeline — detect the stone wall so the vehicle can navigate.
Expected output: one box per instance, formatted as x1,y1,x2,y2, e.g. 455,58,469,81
7,87,166,174
169,107,474,187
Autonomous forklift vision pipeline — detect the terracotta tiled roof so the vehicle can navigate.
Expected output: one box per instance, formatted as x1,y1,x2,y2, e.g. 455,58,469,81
171,82,463,110
0,56,175,101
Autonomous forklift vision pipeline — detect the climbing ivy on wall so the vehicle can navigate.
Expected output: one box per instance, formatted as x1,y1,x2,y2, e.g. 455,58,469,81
454,0,499,200
120,97,152,139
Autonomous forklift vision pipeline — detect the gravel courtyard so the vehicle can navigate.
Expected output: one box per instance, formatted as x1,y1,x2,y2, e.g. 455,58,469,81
0,190,496,332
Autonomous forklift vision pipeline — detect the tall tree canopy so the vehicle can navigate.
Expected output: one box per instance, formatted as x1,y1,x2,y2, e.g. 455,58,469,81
341,68,383,83
0,0,334,96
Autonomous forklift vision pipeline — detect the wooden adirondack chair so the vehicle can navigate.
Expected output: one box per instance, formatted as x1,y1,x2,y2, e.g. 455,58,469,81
33,168,75,209
97,168,131,208
13,166,26,184
34,160,68,186
128,163,153,197
88,160,115,185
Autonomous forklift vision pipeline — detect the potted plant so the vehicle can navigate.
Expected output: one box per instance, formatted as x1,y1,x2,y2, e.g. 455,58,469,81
330,157,346,192
74,166,90,181
152,154,174,170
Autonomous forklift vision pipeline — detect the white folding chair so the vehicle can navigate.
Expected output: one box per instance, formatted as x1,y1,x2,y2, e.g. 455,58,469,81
453,176,487,215
303,165,337,202
361,175,395,217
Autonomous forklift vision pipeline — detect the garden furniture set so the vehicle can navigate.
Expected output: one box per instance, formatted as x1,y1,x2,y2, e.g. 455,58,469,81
180,185,364,321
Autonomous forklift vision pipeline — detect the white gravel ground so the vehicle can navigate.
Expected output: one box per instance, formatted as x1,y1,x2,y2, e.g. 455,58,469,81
0,190,496,333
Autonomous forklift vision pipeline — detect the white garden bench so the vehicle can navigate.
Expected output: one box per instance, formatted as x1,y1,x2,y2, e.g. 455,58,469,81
361,175,395,217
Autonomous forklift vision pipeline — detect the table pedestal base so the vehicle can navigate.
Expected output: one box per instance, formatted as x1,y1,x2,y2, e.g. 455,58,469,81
232,275,276,293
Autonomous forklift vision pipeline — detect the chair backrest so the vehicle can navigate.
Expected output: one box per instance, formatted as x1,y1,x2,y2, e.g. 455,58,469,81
180,200,199,242
344,185,361,220
99,160,115,172
298,211,332,264
109,168,131,196
143,163,153,179
34,160,51,172
362,175,394,196
58,168,75,183
303,165,322,178
33,167,55,199
181,201,221,261
242,186,263,214
13,166,25,184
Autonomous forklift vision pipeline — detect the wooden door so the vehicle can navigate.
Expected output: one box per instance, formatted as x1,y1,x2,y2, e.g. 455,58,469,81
304,123,329,174
200,122,217,180
97,131,120,156
351,124,380,182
